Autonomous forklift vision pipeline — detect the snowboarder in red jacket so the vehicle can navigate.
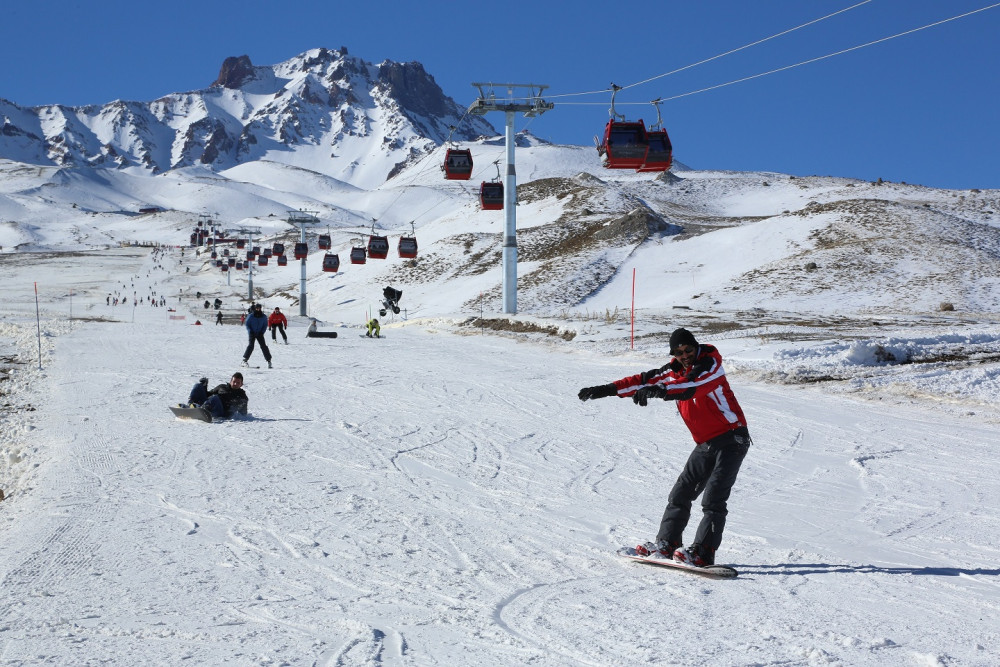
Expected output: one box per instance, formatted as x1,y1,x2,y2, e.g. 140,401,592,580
578,328,751,566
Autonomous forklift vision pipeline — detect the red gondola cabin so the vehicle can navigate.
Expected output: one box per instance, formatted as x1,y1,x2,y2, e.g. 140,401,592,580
322,253,340,272
480,182,504,210
367,235,389,260
293,242,309,260
598,119,649,170
318,234,332,250
637,128,672,173
398,236,418,259
350,246,367,265
443,149,473,180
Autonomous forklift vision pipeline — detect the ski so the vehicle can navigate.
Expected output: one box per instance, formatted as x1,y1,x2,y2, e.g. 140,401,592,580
617,547,738,579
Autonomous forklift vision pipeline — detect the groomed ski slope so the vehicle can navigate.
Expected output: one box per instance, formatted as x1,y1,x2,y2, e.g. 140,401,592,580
1,249,998,665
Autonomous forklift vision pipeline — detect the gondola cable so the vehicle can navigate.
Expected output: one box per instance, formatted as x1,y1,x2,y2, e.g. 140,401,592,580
547,0,875,101
557,1,1000,106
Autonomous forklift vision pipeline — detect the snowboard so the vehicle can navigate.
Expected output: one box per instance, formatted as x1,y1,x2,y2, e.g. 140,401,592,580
360,334,385,339
617,546,738,579
306,331,338,338
169,404,213,423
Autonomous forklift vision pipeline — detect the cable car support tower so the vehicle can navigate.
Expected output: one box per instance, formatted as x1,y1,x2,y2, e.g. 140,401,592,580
468,83,553,314
286,210,322,316
233,225,262,298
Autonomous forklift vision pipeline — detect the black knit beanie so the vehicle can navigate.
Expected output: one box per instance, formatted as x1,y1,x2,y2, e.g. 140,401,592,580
669,328,698,354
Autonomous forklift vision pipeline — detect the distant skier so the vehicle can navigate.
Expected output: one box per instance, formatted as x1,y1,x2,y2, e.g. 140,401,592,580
243,304,273,368
366,318,381,338
216,311,223,325
578,328,751,567
268,307,288,344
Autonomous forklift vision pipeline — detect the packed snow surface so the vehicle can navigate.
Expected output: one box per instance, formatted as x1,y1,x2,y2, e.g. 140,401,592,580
1,243,999,665
2,139,1000,664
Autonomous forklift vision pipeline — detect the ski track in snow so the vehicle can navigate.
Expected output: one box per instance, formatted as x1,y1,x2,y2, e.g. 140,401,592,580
0,249,998,665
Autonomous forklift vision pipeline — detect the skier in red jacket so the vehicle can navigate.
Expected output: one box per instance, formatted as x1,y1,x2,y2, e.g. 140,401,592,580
578,328,751,566
268,307,288,344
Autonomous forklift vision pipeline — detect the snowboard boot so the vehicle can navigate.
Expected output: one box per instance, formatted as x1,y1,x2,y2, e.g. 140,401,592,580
636,540,679,559
267,360,273,369
241,359,249,367
673,544,714,567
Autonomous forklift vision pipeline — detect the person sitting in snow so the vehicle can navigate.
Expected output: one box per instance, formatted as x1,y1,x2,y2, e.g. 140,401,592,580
366,318,380,338
187,373,248,419
577,328,751,567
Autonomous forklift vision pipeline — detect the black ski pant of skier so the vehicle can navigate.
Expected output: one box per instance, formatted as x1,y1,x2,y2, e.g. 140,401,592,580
270,323,287,342
243,333,272,363
656,426,751,554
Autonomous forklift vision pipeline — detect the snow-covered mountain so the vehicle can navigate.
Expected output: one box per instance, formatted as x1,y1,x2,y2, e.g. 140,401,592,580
0,48,495,188
1,47,999,322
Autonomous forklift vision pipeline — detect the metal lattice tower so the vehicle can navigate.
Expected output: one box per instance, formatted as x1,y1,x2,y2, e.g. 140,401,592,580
231,226,262,296
468,83,553,314
285,210,321,316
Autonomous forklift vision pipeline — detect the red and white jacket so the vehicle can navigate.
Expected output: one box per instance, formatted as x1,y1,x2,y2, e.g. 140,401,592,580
268,311,288,328
611,344,747,444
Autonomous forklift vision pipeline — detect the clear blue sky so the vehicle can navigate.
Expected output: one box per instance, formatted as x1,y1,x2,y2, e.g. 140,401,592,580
2,0,998,189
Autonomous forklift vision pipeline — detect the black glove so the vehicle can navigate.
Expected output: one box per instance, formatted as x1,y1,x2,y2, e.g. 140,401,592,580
578,384,617,401
633,385,667,406
639,366,663,384
685,357,713,380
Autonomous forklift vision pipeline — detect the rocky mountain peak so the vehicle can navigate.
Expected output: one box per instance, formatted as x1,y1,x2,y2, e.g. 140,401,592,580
377,61,449,120
213,55,256,89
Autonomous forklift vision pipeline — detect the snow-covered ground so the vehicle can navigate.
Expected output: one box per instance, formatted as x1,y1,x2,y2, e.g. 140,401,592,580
2,137,1000,663
2,237,999,665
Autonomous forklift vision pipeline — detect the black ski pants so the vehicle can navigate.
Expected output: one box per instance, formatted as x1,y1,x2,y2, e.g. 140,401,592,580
270,323,287,342
243,332,272,362
657,426,751,552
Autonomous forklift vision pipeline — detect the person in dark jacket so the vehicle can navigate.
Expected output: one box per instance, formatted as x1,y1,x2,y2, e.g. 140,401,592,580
577,327,751,567
187,373,249,419
243,303,272,368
